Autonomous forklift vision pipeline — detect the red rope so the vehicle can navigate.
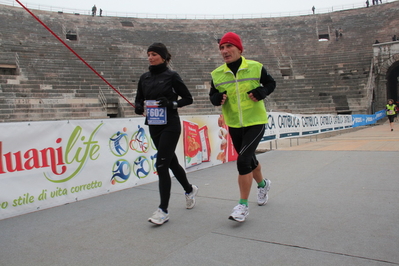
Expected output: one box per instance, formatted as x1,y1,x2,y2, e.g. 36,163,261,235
15,0,135,108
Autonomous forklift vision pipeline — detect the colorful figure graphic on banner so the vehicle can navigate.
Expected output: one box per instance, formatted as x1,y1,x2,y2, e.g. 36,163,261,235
133,156,151,179
111,159,131,184
150,153,157,174
130,125,149,153
109,130,129,156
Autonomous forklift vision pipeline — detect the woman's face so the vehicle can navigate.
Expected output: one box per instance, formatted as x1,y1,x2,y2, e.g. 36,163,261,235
388,100,393,104
147,51,164,66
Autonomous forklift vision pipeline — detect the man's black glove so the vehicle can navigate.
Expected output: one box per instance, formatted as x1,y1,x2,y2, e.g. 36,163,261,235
156,97,178,109
135,104,144,115
247,87,267,101
210,91,227,106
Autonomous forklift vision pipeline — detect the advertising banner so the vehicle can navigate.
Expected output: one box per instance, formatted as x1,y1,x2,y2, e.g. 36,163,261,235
300,114,320,136
352,110,386,127
274,112,302,138
183,120,203,168
262,112,353,141
0,110,384,220
0,115,232,220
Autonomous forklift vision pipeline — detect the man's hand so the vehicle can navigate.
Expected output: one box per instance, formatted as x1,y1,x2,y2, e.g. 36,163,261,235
248,92,259,102
210,91,227,106
247,87,267,102
220,93,227,105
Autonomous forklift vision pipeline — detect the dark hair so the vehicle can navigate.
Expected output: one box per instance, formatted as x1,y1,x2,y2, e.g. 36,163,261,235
147,43,172,63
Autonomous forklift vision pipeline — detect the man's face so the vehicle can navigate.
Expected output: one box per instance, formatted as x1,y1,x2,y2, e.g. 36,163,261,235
219,43,242,64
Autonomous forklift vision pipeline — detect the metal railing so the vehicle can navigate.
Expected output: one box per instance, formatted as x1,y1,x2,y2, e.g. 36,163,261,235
15,52,19,69
118,98,125,117
98,87,107,111
365,57,376,112
15,52,20,75
0,0,392,19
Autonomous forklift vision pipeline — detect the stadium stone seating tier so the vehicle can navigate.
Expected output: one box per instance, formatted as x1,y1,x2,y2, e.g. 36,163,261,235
0,2,398,122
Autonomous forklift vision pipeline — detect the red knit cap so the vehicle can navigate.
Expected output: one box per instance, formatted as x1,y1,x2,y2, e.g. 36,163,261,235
219,32,243,52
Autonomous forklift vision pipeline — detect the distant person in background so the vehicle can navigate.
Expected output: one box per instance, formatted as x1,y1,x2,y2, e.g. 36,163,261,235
209,32,276,222
312,6,315,14
385,99,398,131
335,29,339,41
339,28,343,38
135,43,198,225
99,8,102,17
392,35,397,41
92,5,97,16
366,0,369,7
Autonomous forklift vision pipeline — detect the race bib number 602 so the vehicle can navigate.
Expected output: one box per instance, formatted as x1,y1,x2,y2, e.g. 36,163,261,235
146,100,167,125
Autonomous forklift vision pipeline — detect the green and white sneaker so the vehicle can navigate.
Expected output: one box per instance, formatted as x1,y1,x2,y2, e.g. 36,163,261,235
228,204,249,222
257,179,271,206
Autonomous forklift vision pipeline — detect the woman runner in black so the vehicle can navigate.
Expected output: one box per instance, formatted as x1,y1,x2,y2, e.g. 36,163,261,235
135,43,198,225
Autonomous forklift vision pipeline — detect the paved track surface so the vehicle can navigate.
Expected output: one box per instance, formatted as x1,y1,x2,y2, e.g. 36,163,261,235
1,122,398,266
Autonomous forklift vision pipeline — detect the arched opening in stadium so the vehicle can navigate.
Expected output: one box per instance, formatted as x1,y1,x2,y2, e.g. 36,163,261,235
386,60,399,102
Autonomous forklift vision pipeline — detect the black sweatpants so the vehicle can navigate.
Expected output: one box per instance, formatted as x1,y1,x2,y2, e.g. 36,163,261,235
149,123,192,212
229,124,265,175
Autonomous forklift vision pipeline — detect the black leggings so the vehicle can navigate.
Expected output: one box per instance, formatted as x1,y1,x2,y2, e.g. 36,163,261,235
149,125,192,211
229,124,265,175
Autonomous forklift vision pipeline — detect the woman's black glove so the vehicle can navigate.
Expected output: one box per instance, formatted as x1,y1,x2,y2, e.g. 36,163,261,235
156,97,178,109
247,87,267,101
210,91,227,106
135,104,144,115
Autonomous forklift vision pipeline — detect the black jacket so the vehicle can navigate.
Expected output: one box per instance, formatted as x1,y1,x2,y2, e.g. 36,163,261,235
135,64,193,126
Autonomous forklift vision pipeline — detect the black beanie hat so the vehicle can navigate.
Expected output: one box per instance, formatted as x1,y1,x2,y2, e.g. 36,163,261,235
147,43,169,60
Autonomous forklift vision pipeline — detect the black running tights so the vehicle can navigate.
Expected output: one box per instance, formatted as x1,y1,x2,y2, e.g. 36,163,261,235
149,126,192,212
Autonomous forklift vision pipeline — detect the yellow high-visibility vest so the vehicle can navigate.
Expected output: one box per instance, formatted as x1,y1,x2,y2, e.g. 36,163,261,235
386,104,397,115
211,57,268,128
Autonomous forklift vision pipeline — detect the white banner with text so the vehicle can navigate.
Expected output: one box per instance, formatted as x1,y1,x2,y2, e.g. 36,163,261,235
0,112,356,220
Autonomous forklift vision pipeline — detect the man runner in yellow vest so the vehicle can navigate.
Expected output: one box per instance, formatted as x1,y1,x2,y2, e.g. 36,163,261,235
209,32,276,222
386,99,398,131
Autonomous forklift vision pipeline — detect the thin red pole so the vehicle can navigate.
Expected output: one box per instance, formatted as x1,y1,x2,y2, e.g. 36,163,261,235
15,0,135,108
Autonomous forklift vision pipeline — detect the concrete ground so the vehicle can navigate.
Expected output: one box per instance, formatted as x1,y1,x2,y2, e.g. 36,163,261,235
0,122,398,266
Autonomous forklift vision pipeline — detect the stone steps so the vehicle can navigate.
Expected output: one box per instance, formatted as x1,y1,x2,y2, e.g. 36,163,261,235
1,2,398,122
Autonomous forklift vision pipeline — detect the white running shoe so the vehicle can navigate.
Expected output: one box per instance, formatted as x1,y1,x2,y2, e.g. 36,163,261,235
185,185,199,209
257,179,271,206
228,204,249,222
148,208,169,225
